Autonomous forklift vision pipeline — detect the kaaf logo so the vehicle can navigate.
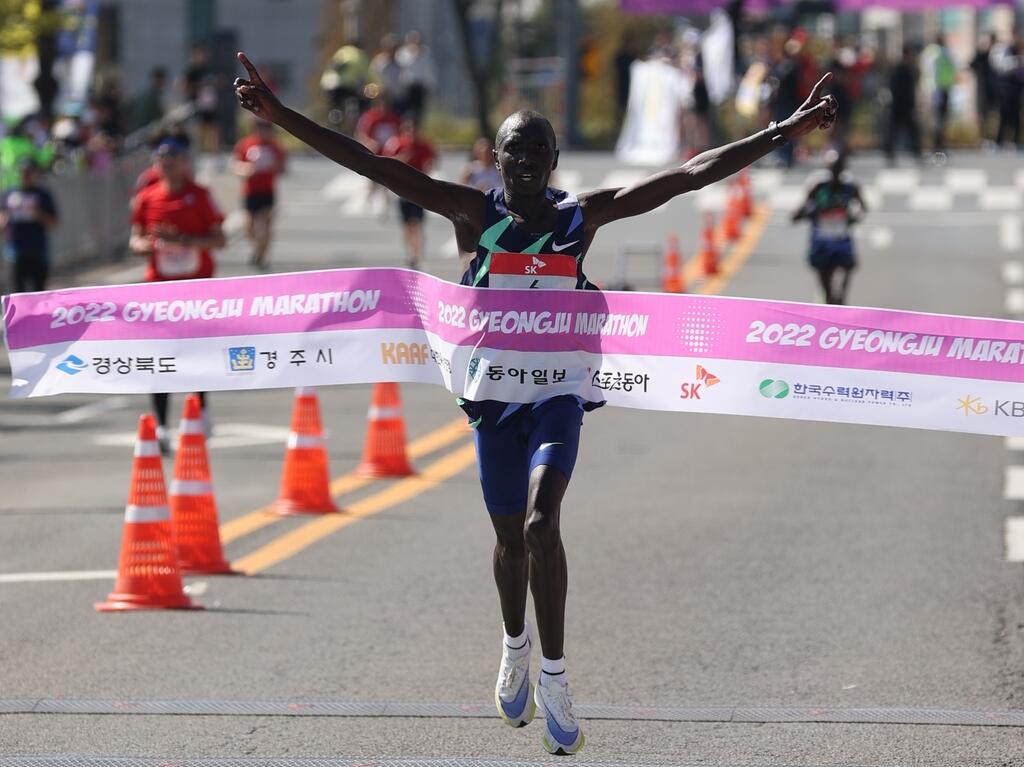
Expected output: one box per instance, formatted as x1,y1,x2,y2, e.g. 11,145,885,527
956,394,988,416
381,342,430,365
524,256,546,275
759,379,790,399
56,354,88,375
681,364,720,399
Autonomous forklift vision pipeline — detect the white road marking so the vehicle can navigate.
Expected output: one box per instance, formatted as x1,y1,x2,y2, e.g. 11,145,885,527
1000,215,1022,252
322,172,364,202
597,170,646,190
0,570,116,584
436,234,460,259
1015,169,1024,190
944,168,987,193
865,226,894,249
1005,517,1024,563
909,187,953,211
768,186,806,210
751,169,783,191
1005,288,1024,315
695,185,728,212
1006,437,1024,451
876,168,919,193
861,186,882,210
93,423,291,449
1004,466,1024,500
55,396,132,424
553,169,582,192
1002,261,1024,285
980,188,1022,211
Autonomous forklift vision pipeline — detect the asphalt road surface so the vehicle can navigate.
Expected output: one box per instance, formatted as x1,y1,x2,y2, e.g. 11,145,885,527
2,149,1024,766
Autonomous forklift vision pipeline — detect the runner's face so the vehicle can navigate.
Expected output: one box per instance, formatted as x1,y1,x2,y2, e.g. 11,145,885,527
495,121,558,196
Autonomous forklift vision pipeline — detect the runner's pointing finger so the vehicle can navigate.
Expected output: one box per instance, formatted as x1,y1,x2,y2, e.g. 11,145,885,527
806,72,833,105
237,52,266,87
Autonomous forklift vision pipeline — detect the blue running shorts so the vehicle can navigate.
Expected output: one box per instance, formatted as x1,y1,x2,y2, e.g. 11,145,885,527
473,396,584,516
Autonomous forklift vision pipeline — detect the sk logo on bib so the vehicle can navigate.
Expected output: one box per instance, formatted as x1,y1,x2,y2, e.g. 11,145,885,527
489,252,577,290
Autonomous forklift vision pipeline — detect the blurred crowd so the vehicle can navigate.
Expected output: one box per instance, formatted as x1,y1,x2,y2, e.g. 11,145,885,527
615,22,1024,167
319,31,437,135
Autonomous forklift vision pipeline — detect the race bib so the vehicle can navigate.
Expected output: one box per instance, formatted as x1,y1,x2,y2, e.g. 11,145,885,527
489,252,577,290
246,145,277,173
155,241,200,277
817,209,849,240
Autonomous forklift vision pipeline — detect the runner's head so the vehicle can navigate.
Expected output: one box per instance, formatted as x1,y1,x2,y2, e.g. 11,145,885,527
824,148,846,180
494,110,558,196
153,136,190,186
16,158,37,188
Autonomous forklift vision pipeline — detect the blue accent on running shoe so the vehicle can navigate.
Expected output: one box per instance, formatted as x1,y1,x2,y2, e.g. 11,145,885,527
500,671,530,719
543,704,580,746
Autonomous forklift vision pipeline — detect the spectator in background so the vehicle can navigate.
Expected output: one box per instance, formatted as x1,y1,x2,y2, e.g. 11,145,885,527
886,44,922,165
321,38,370,133
1,159,58,293
992,36,1022,150
381,118,437,270
355,91,402,215
183,44,221,152
0,118,54,190
129,135,225,452
370,34,404,108
972,34,996,144
458,137,501,192
925,34,955,154
396,30,436,124
613,33,639,119
128,67,168,133
768,36,802,167
232,119,287,269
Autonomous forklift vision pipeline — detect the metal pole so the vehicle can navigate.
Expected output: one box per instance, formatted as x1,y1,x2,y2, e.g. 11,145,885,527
555,0,580,148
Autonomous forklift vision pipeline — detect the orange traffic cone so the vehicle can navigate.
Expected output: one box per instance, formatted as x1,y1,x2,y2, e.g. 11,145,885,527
661,233,685,293
738,170,753,219
169,394,236,574
700,213,720,276
95,414,200,612
722,184,742,242
357,383,415,478
273,387,340,516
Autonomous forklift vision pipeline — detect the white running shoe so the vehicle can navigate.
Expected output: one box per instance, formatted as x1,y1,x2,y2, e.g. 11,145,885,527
155,425,172,456
494,630,535,728
535,675,585,755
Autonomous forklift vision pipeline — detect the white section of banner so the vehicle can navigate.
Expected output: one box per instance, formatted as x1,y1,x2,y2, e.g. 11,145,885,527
12,326,1024,437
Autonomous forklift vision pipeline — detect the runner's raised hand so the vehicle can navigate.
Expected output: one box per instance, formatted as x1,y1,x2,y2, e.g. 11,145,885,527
234,52,281,120
782,72,838,139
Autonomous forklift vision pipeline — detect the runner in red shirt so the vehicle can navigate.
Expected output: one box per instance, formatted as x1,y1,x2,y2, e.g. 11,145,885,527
129,135,226,452
134,128,193,195
232,119,286,268
355,93,401,216
381,118,437,269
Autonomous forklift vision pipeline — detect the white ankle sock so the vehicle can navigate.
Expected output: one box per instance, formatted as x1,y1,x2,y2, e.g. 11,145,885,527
503,623,529,655
540,655,566,683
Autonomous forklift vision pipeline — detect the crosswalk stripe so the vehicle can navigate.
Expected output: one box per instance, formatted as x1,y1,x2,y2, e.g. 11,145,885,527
1003,466,1024,500
1005,517,1024,562
1002,261,1024,285
876,168,919,193
1005,288,1024,315
980,188,1022,211
908,187,953,211
1000,215,1022,252
944,168,987,193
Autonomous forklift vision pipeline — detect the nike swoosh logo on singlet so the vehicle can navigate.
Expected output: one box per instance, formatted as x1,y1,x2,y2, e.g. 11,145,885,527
551,240,579,252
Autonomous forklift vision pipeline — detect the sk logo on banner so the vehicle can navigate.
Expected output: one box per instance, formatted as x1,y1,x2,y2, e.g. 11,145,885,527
681,365,720,399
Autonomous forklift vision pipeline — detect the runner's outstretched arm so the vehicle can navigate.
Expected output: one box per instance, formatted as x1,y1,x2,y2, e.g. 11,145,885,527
581,73,838,230
233,53,482,225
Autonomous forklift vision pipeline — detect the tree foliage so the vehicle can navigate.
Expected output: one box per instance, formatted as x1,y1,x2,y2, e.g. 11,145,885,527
0,0,65,56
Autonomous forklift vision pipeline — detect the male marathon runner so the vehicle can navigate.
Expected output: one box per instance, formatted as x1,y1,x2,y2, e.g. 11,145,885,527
232,119,287,268
130,135,226,452
792,150,866,305
235,52,836,755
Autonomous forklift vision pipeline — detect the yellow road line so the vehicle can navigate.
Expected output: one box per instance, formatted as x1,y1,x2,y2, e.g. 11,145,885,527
219,416,470,544
697,203,771,296
231,442,479,575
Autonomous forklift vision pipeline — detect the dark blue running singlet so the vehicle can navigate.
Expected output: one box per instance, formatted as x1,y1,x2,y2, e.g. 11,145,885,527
458,187,601,428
